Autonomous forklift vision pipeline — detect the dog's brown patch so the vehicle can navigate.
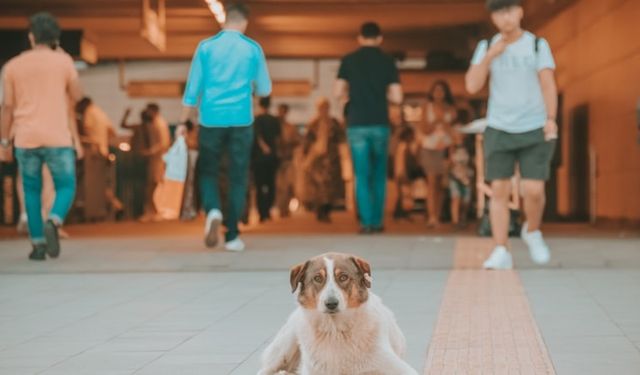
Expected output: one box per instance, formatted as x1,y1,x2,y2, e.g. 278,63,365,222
334,255,371,308
291,257,328,310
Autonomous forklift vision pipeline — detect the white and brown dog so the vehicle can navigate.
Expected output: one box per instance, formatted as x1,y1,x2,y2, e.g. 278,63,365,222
258,252,418,375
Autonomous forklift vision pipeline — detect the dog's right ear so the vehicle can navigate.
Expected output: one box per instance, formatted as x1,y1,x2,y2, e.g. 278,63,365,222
290,261,309,293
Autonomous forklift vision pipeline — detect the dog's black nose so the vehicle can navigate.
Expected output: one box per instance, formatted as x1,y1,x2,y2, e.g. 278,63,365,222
325,297,339,311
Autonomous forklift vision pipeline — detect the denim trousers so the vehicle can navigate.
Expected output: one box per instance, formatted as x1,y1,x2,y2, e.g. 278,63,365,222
15,147,76,244
198,126,253,242
346,126,390,228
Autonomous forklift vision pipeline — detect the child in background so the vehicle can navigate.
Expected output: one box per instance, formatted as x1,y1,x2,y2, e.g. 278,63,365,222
393,124,422,220
449,129,473,229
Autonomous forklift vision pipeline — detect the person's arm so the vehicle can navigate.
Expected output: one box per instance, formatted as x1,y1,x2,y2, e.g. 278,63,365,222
394,142,407,180
465,39,507,94
537,39,558,141
0,68,15,157
120,108,139,130
387,84,403,105
64,54,82,103
0,68,15,162
539,69,558,140
66,99,84,159
178,44,205,136
256,120,273,155
334,79,349,102
254,46,272,98
387,60,403,104
334,58,350,103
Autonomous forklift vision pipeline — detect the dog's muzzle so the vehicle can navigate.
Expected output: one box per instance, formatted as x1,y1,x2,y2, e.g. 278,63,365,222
324,297,339,313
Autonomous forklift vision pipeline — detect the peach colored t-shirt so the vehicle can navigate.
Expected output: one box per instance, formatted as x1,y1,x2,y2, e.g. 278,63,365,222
3,47,78,148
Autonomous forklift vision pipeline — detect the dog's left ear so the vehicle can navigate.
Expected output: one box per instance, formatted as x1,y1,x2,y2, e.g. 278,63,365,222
290,261,309,293
350,256,372,288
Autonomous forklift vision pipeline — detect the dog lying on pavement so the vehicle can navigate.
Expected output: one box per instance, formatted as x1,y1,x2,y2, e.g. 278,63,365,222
258,252,418,375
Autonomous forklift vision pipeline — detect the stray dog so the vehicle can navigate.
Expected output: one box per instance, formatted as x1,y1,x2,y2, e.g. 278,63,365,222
258,252,418,375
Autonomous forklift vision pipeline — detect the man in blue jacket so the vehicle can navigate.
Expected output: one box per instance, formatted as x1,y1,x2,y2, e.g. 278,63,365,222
177,2,272,252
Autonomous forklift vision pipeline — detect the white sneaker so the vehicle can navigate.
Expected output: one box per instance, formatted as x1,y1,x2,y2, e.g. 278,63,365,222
483,246,513,270
521,222,551,265
225,238,245,252
204,209,223,248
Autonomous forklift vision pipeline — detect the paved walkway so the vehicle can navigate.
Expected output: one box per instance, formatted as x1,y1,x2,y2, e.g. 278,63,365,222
0,214,639,374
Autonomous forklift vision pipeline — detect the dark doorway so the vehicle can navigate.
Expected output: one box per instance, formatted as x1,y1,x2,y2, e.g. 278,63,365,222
568,103,590,221
544,94,563,221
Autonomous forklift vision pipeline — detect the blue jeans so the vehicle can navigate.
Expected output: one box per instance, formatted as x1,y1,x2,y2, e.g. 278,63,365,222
347,126,390,228
198,126,253,242
15,147,76,244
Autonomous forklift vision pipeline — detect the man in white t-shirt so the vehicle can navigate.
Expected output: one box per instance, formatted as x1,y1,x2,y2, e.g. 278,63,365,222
466,0,558,269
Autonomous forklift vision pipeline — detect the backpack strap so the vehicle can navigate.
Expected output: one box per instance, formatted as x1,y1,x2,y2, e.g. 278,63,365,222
484,38,492,50
485,35,541,53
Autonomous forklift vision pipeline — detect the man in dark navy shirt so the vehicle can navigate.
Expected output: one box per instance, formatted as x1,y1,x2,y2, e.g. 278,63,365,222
335,22,403,234
252,96,281,223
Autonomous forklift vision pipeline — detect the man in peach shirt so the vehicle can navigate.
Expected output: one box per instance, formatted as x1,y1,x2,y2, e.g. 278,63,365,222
0,12,83,260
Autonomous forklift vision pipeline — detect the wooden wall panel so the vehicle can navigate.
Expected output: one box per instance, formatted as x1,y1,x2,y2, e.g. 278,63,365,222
537,0,640,221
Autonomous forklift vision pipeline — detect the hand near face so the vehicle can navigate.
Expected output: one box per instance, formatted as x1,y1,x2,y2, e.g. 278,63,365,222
487,38,508,60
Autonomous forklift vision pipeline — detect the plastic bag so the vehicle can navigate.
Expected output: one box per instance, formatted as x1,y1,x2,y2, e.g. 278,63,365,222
154,136,188,220
163,136,188,182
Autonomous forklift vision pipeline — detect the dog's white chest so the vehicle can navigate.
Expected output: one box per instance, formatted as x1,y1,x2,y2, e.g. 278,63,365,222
297,321,379,374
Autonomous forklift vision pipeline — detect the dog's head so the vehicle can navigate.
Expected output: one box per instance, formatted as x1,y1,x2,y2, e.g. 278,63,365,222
289,252,372,315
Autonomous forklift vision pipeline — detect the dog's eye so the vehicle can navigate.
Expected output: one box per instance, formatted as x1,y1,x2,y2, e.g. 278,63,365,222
313,275,323,283
338,274,349,282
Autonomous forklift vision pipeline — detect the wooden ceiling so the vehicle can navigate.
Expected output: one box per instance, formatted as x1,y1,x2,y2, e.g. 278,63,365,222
0,0,572,60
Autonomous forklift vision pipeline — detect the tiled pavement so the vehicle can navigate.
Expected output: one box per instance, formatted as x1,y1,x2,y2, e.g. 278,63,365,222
0,214,639,374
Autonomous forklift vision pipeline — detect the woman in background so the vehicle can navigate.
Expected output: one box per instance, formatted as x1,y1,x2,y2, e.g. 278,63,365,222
418,80,457,227
302,97,345,223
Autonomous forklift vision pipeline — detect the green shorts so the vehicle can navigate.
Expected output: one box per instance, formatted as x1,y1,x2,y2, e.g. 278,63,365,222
483,127,556,181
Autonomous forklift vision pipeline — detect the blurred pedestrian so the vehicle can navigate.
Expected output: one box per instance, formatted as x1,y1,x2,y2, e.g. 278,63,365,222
121,108,163,221
275,103,301,218
252,97,280,222
466,0,558,269
334,22,403,233
418,80,456,228
176,2,271,251
0,12,83,260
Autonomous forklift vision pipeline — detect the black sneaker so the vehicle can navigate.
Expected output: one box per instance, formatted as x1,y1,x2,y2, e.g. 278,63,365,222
29,244,47,261
372,226,385,234
44,219,61,258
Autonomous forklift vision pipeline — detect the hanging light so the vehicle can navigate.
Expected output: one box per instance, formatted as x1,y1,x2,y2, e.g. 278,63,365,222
204,0,226,25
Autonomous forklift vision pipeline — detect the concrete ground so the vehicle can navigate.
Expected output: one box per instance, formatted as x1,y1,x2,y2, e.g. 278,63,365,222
0,213,639,374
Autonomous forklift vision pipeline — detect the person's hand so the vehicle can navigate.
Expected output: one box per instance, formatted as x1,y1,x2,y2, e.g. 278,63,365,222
74,142,84,160
175,124,188,138
261,145,272,155
487,38,508,60
543,119,558,141
0,145,13,163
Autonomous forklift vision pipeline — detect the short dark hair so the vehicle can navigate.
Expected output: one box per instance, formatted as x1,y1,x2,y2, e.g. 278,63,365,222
259,96,271,109
486,0,522,12
360,22,381,39
146,103,160,112
29,12,61,46
225,2,250,22
76,97,92,115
